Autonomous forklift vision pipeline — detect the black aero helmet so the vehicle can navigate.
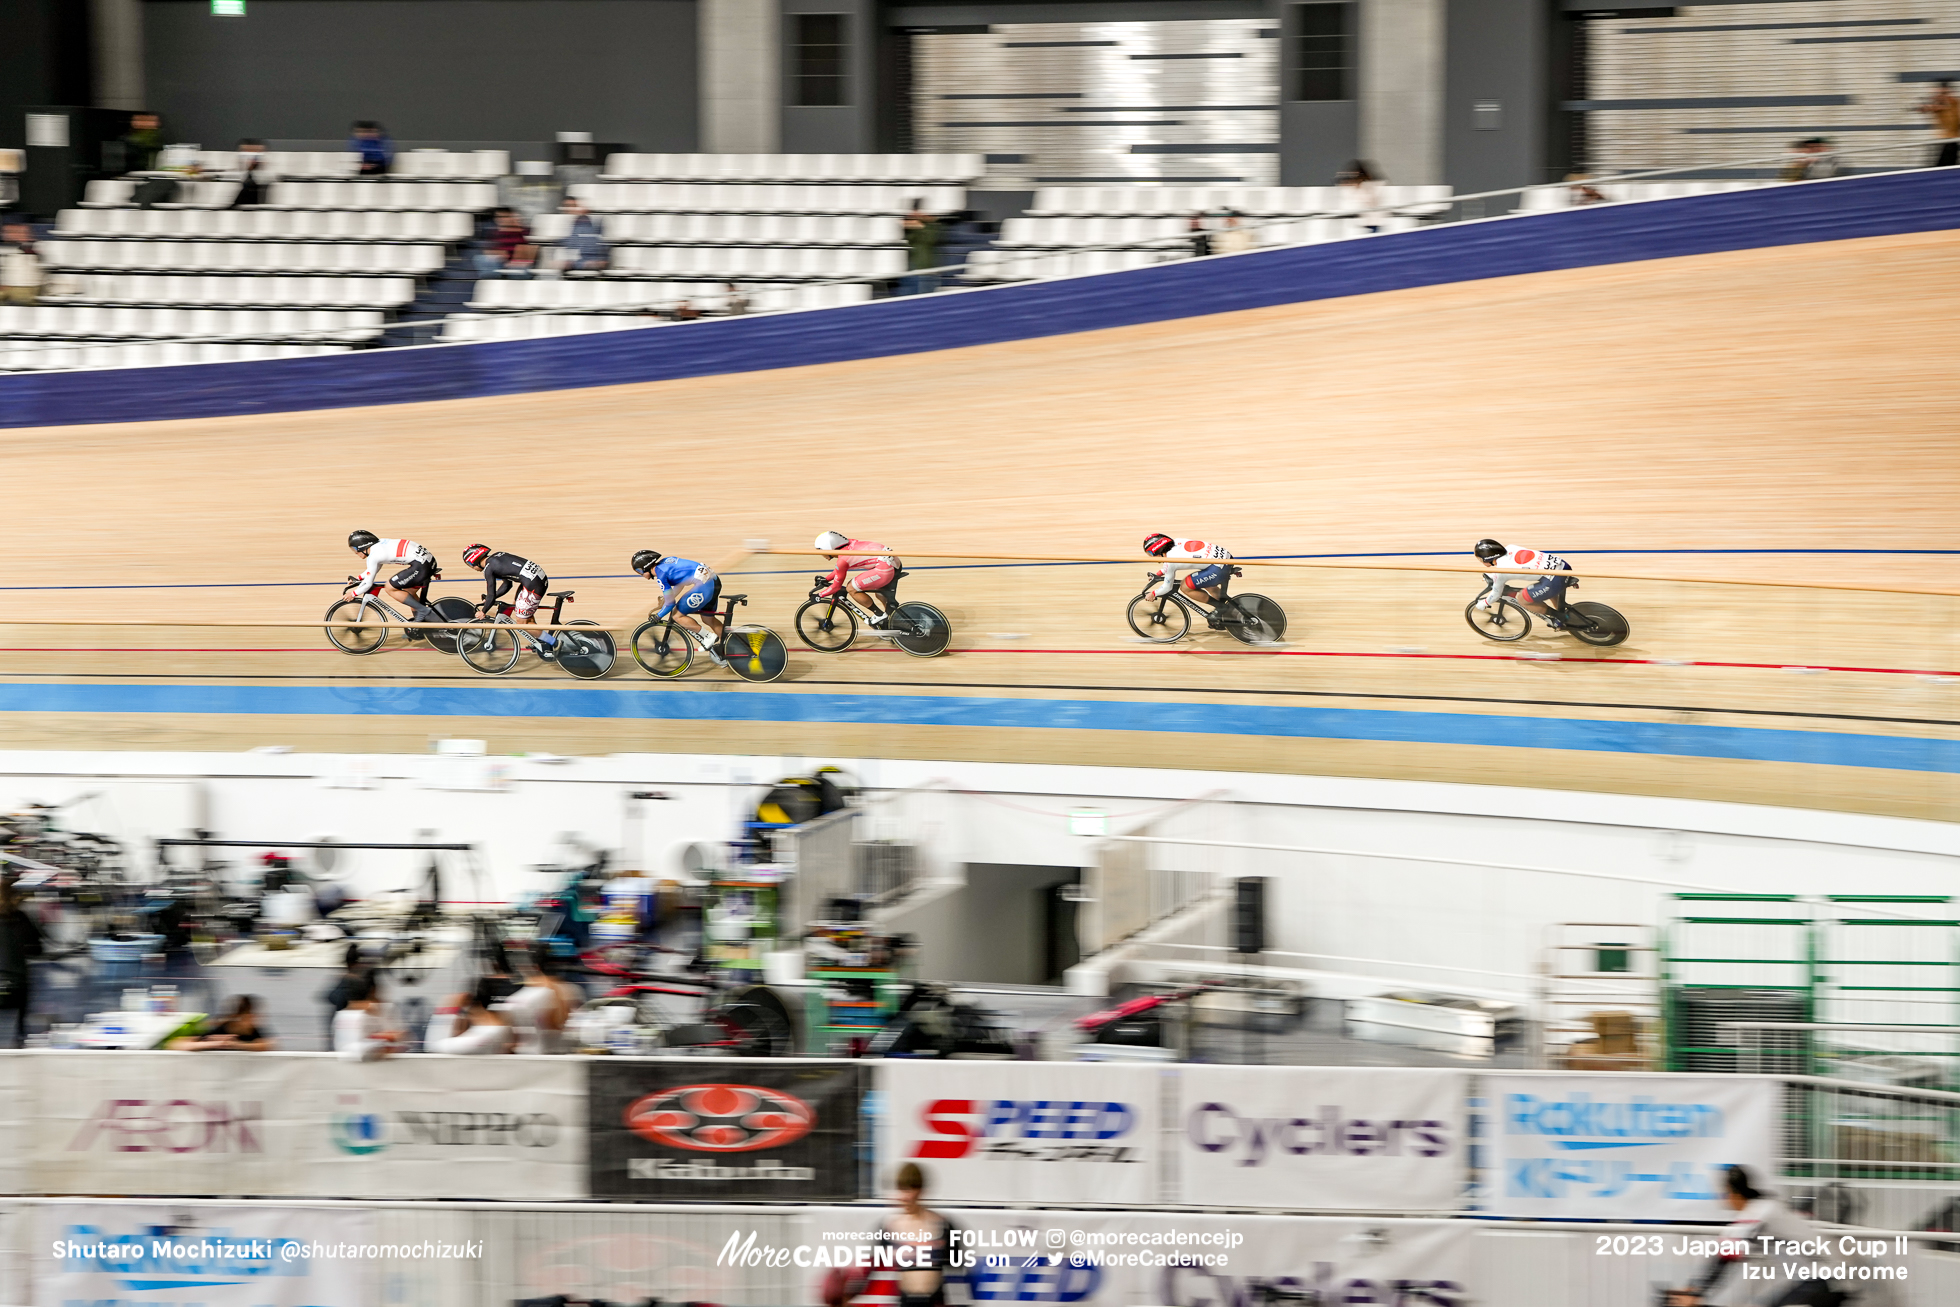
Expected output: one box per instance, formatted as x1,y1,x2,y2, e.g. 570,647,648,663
1143,533,1176,557
630,549,662,575
348,530,379,552
461,544,491,569
1473,539,1506,563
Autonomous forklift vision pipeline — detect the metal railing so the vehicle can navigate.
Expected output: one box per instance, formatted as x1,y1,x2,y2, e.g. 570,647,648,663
5,134,1950,369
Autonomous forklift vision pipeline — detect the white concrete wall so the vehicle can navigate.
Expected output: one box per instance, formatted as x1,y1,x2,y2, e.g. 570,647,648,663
1359,0,1446,185
4,749,1956,997
698,0,780,153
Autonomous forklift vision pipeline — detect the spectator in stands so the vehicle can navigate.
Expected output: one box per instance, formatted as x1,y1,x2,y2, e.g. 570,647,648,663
476,208,536,277
320,940,369,1043
1563,172,1608,205
123,111,163,172
1917,80,1960,167
1337,159,1386,231
721,282,749,315
231,138,273,208
170,994,277,1051
1781,137,1841,182
0,877,45,1048
425,977,514,1053
669,299,701,321
347,120,395,176
1211,209,1255,256
1187,212,1212,257
1,224,42,306
332,972,405,1061
903,199,941,293
554,197,609,272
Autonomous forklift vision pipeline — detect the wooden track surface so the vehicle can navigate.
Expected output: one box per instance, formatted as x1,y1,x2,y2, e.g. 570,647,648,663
4,232,1959,817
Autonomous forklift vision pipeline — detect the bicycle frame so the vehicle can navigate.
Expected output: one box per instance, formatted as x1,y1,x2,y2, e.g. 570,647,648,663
486,590,578,649
1141,567,1241,624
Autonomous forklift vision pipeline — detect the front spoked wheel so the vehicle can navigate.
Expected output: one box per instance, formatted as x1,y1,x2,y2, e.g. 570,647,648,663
324,598,390,654
722,626,789,682
1465,597,1532,642
631,619,693,678
1126,592,1190,643
794,597,857,652
1567,601,1630,647
458,621,520,675
554,618,616,678
889,602,951,657
1223,594,1287,645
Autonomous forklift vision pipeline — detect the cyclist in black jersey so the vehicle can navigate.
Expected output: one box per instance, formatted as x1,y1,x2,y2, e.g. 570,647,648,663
461,544,557,653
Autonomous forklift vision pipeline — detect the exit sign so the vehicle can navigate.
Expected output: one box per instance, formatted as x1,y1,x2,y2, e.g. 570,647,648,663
212,0,246,14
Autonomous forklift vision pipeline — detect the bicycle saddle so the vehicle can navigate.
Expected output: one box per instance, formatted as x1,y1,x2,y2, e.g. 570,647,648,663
547,590,574,599
724,593,749,605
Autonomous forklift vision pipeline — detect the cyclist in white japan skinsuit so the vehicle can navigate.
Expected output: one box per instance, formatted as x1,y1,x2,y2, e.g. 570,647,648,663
1142,533,1232,609
344,530,441,629
1473,538,1572,629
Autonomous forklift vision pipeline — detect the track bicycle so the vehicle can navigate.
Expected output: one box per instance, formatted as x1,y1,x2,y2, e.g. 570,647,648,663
324,574,475,655
630,590,788,682
1126,566,1287,644
794,569,951,658
455,589,616,679
1464,580,1629,647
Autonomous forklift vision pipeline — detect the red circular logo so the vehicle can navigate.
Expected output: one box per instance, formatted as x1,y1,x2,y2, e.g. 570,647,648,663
623,1084,815,1152
1515,549,1534,563
1182,540,1204,553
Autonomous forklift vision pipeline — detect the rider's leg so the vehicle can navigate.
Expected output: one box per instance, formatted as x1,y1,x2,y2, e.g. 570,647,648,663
382,585,437,633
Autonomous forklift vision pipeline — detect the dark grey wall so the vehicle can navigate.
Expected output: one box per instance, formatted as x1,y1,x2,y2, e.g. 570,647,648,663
140,0,697,154
1275,0,1356,186
781,0,877,153
1443,0,1551,199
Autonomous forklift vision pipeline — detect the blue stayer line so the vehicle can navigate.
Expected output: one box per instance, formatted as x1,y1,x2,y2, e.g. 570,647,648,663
5,548,1957,591
2,684,1956,775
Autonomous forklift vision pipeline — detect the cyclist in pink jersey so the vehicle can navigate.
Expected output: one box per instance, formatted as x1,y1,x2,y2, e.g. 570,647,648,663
814,530,899,625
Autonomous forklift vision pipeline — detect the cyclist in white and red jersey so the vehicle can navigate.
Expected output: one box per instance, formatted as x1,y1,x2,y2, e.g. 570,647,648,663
345,530,442,630
1473,538,1572,629
814,530,899,624
1142,532,1232,609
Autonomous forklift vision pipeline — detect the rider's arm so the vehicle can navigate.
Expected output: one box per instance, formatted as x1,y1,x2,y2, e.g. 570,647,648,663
1480,572,1506,603
354,549,385,590
820,557,851,597
482,565,513,610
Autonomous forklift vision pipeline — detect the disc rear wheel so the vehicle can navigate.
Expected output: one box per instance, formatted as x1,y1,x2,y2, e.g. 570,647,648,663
722,626,789,682
423,595,476,656
889,602,951,657
1224,594,1286,645
1567,601,1630,647
554,618,616,678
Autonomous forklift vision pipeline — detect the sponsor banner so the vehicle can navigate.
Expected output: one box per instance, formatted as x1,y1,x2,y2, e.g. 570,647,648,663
36,1202,372,1307
878,1062,1162,1206
1178,1066,1467,1212
787,1208,1475,1307
290,1056,585,1200
1484,1074,1779,1220
33,1052,288,1197
589,1058,864,1202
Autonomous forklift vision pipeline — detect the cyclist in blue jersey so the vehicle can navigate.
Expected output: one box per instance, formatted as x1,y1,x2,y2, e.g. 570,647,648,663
631,549,725,667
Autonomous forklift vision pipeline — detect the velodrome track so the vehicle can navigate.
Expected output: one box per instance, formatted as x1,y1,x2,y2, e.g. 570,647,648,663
3,202,1958,820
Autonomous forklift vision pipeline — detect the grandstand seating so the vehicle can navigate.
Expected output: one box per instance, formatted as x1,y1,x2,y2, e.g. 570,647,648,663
49,274,416,308
599,153,983,183
1518,179,1775,211
41,240,445,275
570,183,965,215
439,313,664,342
0,305,383,341
270,182,498,211
1027,185,1453,217
465,279,872,313
55,208,473,242
82,178,240,208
